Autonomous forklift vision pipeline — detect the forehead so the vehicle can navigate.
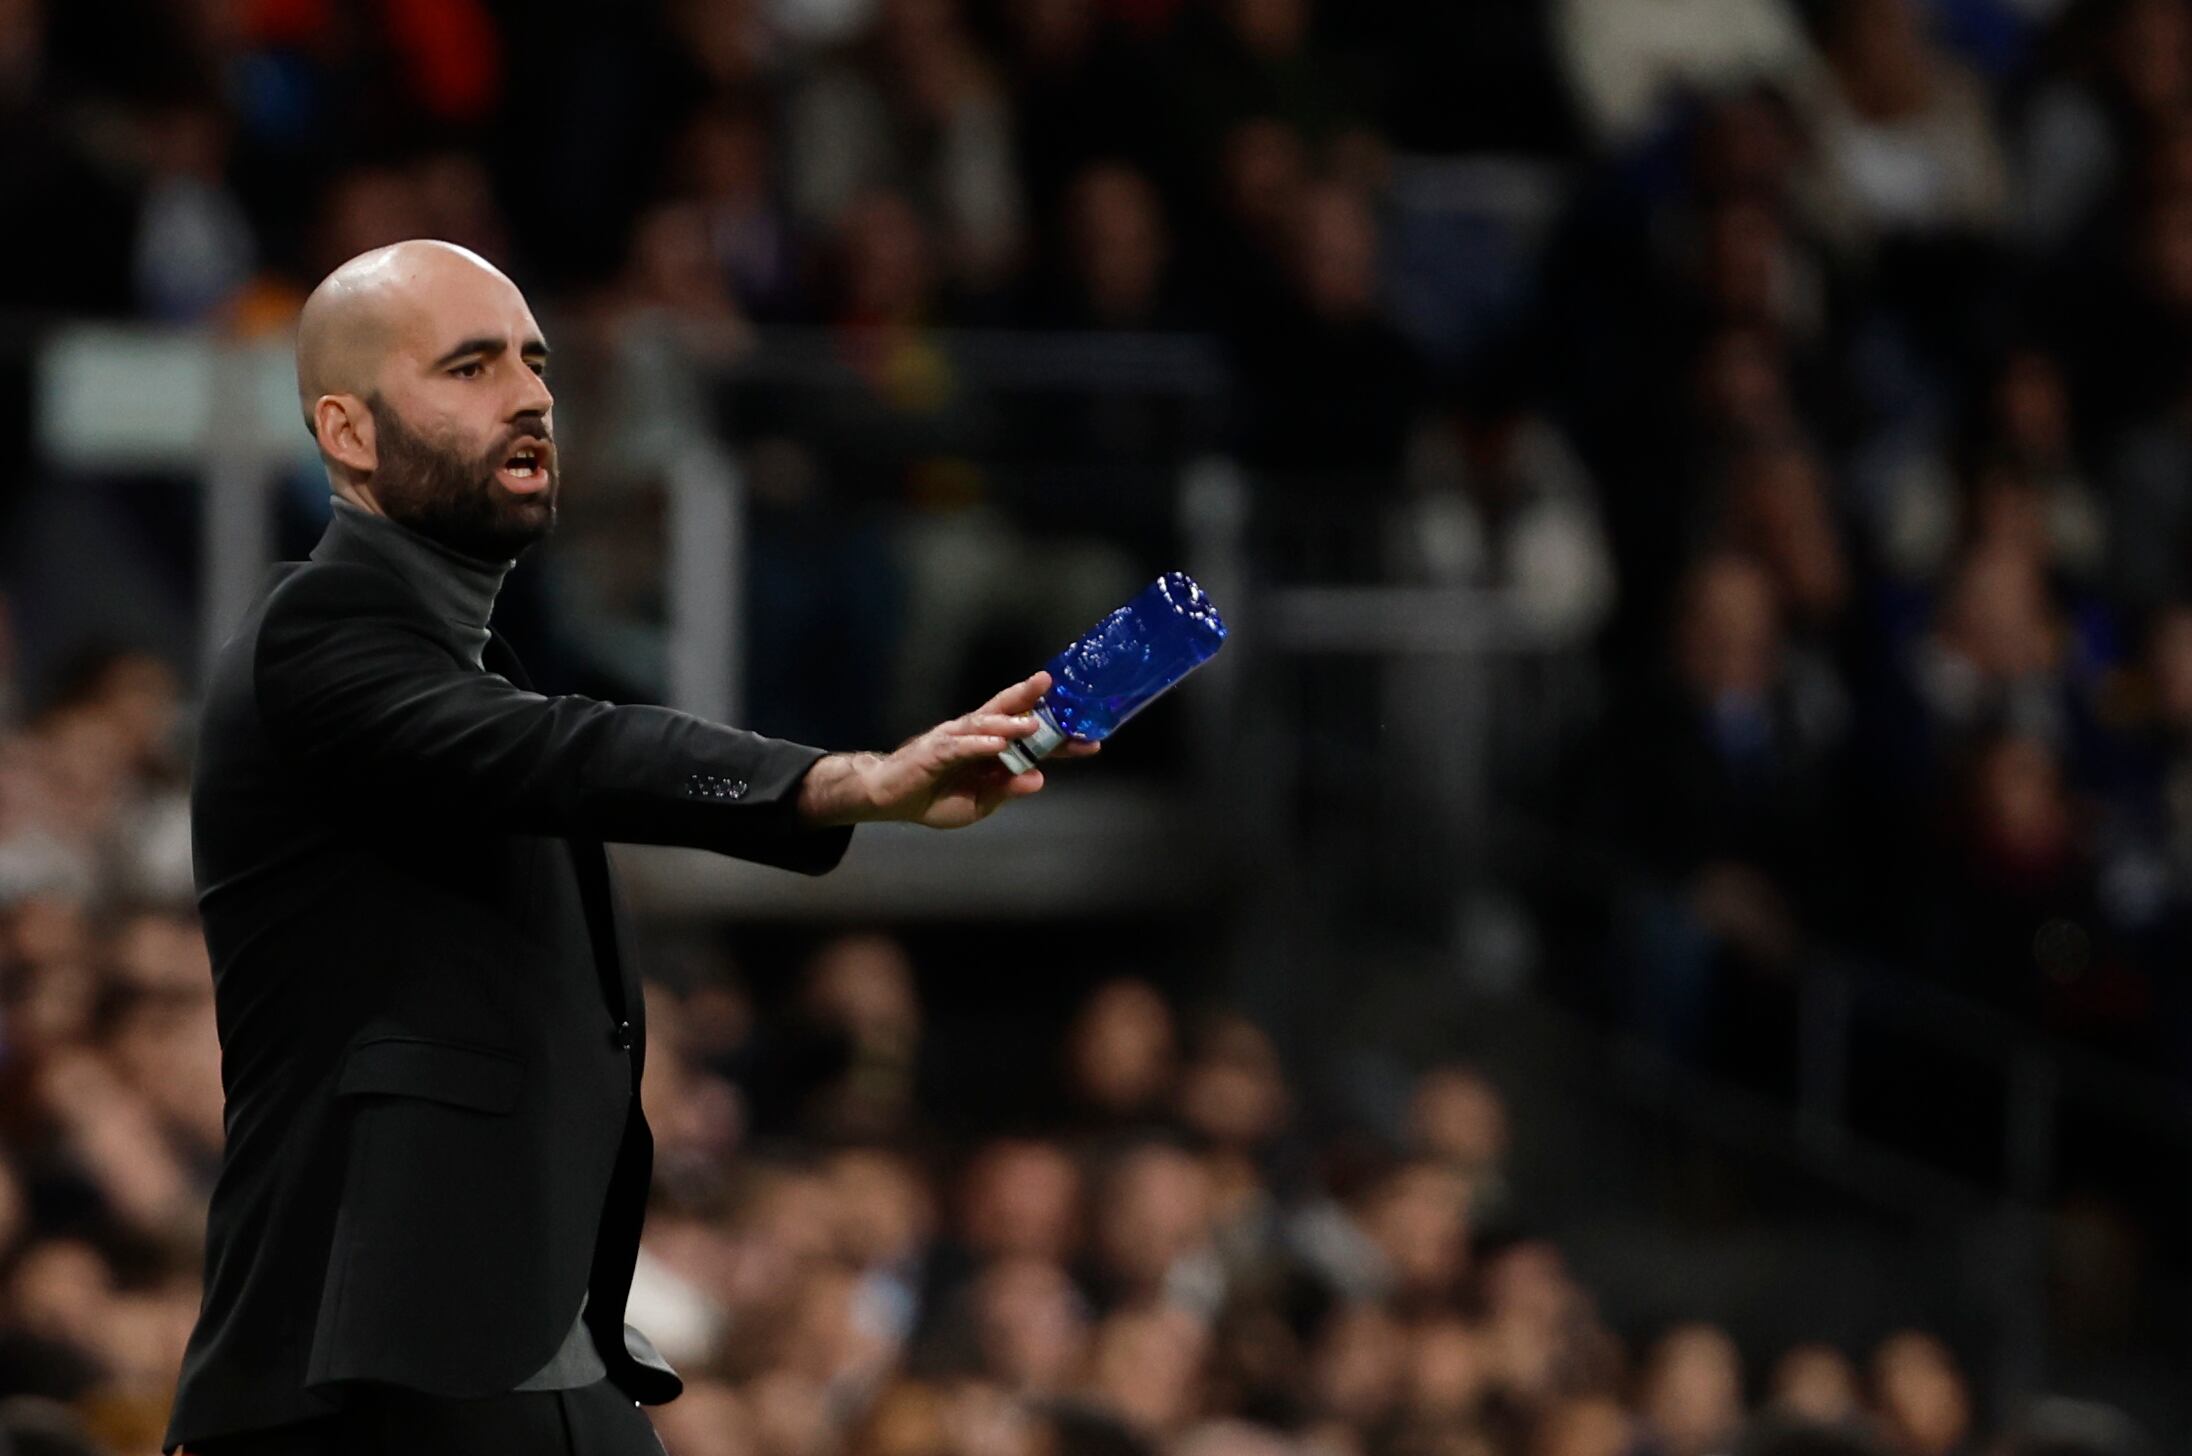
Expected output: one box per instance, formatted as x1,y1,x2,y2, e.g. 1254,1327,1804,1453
380,259,543,361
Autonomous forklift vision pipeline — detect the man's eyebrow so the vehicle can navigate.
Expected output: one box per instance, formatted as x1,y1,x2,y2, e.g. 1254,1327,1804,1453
430,337,508,369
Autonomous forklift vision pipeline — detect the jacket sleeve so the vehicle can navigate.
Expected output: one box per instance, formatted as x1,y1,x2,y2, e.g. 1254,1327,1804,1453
252,562,852,874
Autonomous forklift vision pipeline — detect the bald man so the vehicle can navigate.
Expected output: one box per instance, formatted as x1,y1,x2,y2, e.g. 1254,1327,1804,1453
165,241,1089,1455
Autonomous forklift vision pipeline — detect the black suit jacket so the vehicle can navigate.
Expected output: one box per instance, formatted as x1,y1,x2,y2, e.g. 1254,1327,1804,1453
163,517,851,1449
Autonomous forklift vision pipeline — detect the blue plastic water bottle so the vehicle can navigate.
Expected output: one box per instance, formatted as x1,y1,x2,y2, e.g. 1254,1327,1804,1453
997,571,1229,774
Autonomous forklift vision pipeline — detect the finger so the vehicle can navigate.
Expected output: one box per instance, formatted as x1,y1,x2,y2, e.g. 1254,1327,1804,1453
1052,739,1102,758
956,712,1043,739
932,734,1016,763
976,671,1051,716
980,769,1043,812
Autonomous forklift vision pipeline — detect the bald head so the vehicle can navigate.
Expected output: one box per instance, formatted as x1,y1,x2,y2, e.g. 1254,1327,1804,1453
297,238,560,559
297,240,517,425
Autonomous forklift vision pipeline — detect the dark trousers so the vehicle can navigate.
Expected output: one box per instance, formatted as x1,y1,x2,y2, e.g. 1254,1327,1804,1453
178,1381,668,1456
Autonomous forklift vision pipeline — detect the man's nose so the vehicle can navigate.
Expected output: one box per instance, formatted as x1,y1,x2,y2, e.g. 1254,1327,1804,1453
512,366,554,418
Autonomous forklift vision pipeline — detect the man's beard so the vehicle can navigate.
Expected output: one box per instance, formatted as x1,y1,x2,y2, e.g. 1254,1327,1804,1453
365,395,558,562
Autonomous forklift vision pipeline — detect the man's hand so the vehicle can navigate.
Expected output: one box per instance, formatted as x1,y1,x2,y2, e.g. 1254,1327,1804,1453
796,672,1099,828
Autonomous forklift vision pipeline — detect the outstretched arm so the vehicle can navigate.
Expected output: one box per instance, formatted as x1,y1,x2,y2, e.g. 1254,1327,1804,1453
796,671,1100,829
255,562,850,872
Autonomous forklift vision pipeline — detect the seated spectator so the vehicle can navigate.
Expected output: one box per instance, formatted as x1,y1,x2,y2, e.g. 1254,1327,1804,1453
1692,324,1805,457
1605,554,1853,1045
1349,1159,1471,1313
1405,1066,1512,1232
798,933,928,1139
1868,1332,1972,1456
784,0,1027,297
1304,1302,1406,1434
1235,179,1424,511
1083,1302,1209,1438
1909,542,2084,755
1089,1141,1223,1314
1041,162,1184,331
1476,1239,1623,1414
966,1255,1091,1394
1795,0,2011,254
670,101,804,324
1064,980,1181,1136
1689,197,1833,350
1389,373,1617,647
708,934,928,1138
1640,1324,1746,1456
1716,440,1853,650
1000,0,1184,216
129,97,254,324
1859,348,2105,589
1191,115,1309,331
1928,732,2121,1022
959,1139,1085,1267
2022,0,2192,253
1555,0,1814,152
1768,1344,1865,1428
610,201,753,349
1175,1012,1289,1159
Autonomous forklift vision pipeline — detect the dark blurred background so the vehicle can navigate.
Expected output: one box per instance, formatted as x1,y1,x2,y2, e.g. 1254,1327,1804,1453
0,0,2188,1452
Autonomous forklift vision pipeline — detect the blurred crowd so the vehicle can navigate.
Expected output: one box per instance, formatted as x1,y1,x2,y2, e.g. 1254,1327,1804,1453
0,842,2062,1456
7,0,2192,1050
6,0,2192,1065
4,0,2192,1448
612,944,2017,1456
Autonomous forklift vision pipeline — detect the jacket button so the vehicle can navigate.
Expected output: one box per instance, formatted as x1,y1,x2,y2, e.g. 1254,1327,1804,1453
610,1020,633,1050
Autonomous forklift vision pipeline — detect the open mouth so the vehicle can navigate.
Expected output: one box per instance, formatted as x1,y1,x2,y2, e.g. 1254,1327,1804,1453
496,439,552,494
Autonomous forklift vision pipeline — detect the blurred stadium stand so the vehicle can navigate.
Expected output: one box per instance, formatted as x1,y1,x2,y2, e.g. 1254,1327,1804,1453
2,0,2192,1453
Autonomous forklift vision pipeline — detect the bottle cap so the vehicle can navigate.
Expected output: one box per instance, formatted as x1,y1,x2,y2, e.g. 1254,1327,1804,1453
997,709,1069,774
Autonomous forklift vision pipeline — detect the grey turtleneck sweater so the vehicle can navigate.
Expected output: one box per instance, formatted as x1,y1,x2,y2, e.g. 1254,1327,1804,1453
325,498,609,1392
328,498,504,670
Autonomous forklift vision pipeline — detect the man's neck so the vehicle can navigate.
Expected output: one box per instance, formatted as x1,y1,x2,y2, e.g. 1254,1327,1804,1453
327,498,510,669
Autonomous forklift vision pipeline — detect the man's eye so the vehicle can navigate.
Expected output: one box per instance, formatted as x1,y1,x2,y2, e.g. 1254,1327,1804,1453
450,362,483,378
526,359,547,378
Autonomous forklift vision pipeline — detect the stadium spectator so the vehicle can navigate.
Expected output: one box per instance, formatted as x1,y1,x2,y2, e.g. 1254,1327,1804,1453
1638,1323,1745,1456
783,0,1026,295
1236,179,1423,498
1063,979,1180,1134
1867,1331,1971,1456
1606,553,1848,1048
1047,163,1183,332
1768,1344,1866,1429
1390,376,1617,646
1554,0,1814,151
669,102,805,324
1795,0,2012,253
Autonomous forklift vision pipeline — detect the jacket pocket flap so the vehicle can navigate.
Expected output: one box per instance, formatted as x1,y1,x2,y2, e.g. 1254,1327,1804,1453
335,1036,522,1114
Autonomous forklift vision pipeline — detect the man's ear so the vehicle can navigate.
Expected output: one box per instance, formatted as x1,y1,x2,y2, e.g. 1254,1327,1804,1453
312,394,376,477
